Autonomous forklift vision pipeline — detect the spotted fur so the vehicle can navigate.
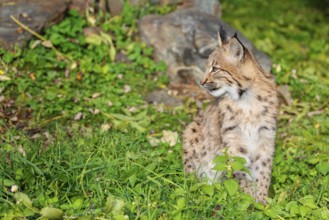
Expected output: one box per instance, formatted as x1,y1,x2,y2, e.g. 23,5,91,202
183,33,278,204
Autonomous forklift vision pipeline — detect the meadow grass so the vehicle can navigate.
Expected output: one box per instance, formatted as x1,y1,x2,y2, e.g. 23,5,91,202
0,0,328,219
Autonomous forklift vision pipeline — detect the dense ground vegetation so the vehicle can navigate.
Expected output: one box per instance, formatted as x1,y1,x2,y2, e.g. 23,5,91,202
0,0,328,219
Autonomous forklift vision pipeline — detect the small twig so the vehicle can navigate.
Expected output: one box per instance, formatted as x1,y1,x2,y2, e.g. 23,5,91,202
10,15,70,61
37,115,66,127
10,15,47,41
307,110,325,117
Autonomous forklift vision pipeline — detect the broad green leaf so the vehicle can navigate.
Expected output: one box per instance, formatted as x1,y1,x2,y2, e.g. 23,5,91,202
134,110,148,120
213,163,226,171
100,32,116,61
112,214,126,220
140,215,149,220
299,195,318,209
264,208,279,219
286,201,299,214
130,121,146,133
233,156,247,164
173,213,182,220
202,185,214,197
3,179,15,187
254,202,265,210
113,199,125,212
105,195,115,213
299,206,311,217
174,188,185,197
109,46,116,62
71,196,84,209
40,207,63,219
321,208,329,219
213,155,228,163
14,192,32,208
316,162,329,175
307,157,320,164
129,174,137,187
224,179,239,196
85,34,103,45
122,108,133,117
177,198,185,209
189,184,200,192
100,32,113,45
217,190,227,202
238,193,254,211
231,161,245,171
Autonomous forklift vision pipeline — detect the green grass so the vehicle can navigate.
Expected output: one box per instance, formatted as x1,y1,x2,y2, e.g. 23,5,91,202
0,0,328,219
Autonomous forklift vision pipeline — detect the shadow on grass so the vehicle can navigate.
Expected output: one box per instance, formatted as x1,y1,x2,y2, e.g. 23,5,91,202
304,0,329,16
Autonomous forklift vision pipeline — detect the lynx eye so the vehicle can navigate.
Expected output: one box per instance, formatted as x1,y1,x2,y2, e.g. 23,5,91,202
212,66,220,72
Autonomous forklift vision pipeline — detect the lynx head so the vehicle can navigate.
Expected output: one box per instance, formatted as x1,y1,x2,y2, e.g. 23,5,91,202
200,32,267,100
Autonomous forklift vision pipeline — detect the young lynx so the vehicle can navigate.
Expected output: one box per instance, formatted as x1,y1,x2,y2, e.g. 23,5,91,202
183,33,278,203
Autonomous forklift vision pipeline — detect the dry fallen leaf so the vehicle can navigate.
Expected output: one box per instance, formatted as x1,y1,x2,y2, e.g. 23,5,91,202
30,40,41,49
76,72,83,81
10,116,18,121
308,110,325,117
70,62,78,70
43,131,54,145
128,107,138,113
124,85,131,93
18,145,26,157
41,40,53,48
160,130,179,147
74,112,83,121
0,75,11,81
16,27,24,34
92,93,101,99
31,133,41,139
101,123,112,132
315,123,320,129
93,109,100,114
22,12,29,18
29,73,36,80
87,15,96,26
148,137,161,147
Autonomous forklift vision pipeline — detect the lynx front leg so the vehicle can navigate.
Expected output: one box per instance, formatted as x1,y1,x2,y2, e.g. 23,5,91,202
251,153,273,204
228,148,258,198
233,172,256,197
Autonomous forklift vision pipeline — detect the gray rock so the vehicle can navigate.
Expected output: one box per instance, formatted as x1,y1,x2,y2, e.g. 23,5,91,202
0,0,69,49
179,0,221,17
145,90,183,107
139,9,272,86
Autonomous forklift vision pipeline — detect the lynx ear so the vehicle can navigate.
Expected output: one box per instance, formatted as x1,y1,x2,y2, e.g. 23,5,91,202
227,34,245,61
217,31,222,47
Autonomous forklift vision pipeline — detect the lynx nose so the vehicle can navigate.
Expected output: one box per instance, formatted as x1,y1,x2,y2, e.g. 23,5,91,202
200,77,208,86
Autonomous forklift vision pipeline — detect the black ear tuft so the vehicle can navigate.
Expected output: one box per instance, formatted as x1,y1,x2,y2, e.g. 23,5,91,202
217,30,222,47
228,37,245,62
231,33,246,51
218,24,229,44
